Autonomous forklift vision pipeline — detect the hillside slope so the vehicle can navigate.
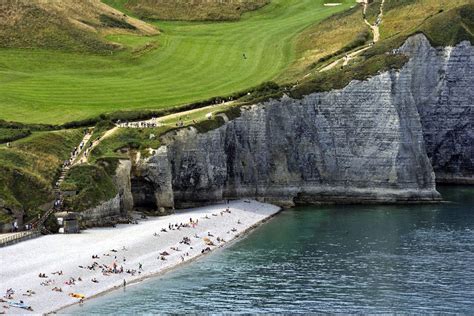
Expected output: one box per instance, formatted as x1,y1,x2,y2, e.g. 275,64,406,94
0,0,353,124
114,0,270,21
0,0,158,52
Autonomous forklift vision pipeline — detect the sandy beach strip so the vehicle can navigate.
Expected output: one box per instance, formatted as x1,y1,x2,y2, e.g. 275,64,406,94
0,200,280,315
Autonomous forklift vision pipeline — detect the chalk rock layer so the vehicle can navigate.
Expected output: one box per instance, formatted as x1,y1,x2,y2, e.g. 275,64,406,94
138,34,472,208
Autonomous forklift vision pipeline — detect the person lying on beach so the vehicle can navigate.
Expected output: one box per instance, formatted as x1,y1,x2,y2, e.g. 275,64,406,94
231,228,237,232
160,251,170,256
4,289,14,299
91,278,99,283
204,215,210,219
51,287,62,292
110,249,118,253
194,234,200,239
161,228,167,232
170,247,181,252
237,220,242,224
212,213,218,216
208,232,214,237
153,232,159,237
160,256,167,261
38,273,48,278
201,247,211,254
180,236,191,245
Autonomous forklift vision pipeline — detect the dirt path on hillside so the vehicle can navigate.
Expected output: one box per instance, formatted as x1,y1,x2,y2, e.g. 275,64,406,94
75,126,119,164
118,101,235,128
363,0,385,43
319,45,371,72
319,0,385,72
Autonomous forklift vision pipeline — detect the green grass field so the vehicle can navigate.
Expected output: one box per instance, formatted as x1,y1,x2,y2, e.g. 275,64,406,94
0,0,353,124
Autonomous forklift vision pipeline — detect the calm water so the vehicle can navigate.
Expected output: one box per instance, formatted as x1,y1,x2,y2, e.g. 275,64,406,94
66,186,474,314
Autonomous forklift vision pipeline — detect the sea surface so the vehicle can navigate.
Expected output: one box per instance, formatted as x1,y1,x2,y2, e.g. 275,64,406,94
65,186,474,314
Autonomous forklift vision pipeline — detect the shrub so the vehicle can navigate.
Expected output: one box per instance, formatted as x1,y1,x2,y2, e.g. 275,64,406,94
0,128,31,144
99,14,137,30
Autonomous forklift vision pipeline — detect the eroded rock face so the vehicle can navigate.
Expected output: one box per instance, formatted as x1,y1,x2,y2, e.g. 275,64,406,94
114,160,134,216
80,160,134,226
139,34,472,208
133,146,174,213
396,35,473,183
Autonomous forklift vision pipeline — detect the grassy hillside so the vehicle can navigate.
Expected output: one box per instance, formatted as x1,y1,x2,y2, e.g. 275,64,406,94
280,4,370,82
291,1,474,98
0,129,84,224
0,0,157,53
379,0,472,43
120,0,269,21
0,0,353,124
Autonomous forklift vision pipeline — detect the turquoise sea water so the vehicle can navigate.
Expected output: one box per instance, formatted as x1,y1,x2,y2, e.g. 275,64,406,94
66,186,474,314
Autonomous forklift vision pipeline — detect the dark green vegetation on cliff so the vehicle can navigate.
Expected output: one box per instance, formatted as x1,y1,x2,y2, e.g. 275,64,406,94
0,130,84,224
61,162,118,212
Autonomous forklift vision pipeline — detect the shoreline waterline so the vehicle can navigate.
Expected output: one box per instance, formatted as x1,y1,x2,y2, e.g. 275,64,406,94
53,206,282,314
0,200,281,315
64,186,474,314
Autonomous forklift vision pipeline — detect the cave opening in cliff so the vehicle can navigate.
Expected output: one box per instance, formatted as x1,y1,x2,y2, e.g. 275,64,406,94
131,176,157,212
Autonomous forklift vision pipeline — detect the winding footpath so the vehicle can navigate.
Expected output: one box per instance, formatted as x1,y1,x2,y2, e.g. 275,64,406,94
319,0,385,72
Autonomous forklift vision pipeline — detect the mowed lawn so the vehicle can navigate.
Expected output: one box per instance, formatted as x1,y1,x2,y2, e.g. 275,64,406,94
0,0,353,124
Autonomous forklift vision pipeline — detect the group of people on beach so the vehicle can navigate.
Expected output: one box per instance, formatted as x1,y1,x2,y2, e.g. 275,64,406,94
1,203,250,314
1,289,34,311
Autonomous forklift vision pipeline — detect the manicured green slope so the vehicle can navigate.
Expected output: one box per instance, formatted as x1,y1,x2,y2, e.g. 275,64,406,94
0,0,352,124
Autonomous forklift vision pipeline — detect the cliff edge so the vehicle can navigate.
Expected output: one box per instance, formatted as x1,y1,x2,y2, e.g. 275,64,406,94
133,34,472,209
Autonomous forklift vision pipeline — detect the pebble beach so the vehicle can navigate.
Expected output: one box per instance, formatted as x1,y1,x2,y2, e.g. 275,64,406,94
0,200,280,314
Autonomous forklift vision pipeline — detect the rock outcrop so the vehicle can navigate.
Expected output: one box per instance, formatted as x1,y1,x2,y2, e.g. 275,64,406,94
135,34,472,209
81,160,133,226
396,35,473,183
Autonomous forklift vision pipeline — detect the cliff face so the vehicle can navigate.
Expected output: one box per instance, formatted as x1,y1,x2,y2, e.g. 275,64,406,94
135,34,472,209
396,35,473,183
81,160,133,226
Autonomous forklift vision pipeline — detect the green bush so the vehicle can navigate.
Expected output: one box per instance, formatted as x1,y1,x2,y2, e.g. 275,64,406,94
99,14,136,30
62,164,117,212
0,128,31,144
44,213,60,234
